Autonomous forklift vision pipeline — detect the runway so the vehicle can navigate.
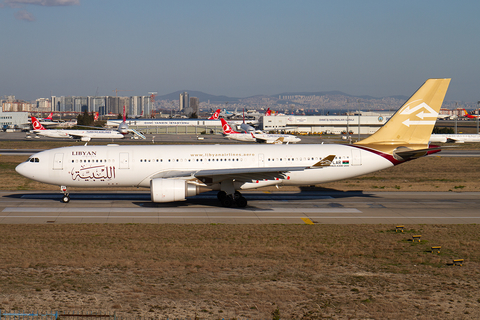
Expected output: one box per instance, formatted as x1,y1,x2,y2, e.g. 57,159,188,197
1,190,479,224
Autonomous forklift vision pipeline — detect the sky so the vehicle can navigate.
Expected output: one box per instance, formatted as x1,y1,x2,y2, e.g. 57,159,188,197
1,0,479,103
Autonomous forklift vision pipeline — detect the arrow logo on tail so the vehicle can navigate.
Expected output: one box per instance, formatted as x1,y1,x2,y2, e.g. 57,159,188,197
402,119,436,127
400,102,438,118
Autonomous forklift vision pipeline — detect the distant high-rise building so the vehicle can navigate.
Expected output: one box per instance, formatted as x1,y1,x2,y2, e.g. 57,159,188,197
190,97,199,117
131,96,141,117
180,92,189,112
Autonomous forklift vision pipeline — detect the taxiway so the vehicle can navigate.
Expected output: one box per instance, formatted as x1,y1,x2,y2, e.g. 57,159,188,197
1,190,479,224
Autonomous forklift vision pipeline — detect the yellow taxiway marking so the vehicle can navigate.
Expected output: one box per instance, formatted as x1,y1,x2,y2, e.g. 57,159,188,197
301,217,315,225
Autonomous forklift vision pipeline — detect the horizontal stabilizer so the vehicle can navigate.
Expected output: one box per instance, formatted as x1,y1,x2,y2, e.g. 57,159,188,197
393,147,441,161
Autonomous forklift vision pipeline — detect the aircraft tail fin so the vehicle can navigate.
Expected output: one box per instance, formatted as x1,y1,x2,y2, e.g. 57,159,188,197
31,116,46,130
221,118,239,134
356,79,450,148
462,109,476,119
45,113,53,120
208,109,221,120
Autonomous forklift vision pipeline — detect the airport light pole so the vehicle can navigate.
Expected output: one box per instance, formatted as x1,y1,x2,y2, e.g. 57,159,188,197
357,99,361,142
477,101,480,134
455,102,458,134
346,99,350,143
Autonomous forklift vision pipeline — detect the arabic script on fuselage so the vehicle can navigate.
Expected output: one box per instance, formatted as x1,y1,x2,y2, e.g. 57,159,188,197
71,165,116,181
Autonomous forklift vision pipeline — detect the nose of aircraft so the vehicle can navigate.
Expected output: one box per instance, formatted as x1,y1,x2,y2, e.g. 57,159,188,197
15,162,29,177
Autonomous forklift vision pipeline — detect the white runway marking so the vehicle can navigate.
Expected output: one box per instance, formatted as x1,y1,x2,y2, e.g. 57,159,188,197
0,216,479,220
2,207,361,213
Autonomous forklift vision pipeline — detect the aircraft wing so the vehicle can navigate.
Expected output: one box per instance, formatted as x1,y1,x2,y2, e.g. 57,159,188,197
253,136,270,143
149,155,336,182
150,165,307,180
68,133,86,140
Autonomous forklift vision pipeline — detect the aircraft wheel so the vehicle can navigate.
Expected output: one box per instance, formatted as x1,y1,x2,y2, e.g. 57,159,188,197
234,191,242,200
236,196,247,208
62,195,70,203
221,196,234,207
217,191,227,201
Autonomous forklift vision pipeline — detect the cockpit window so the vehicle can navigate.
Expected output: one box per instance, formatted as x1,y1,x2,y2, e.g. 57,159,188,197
27,157,40,163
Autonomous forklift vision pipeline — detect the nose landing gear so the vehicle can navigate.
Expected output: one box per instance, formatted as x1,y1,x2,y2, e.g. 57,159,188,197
60,186,70,203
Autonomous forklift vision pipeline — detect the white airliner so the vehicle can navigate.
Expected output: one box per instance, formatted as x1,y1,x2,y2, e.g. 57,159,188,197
430,133,480,143
208,109,221,120
221,118,301,144
16,79,450,207
30,116,125,142
252,132,301,144
220,118,256,142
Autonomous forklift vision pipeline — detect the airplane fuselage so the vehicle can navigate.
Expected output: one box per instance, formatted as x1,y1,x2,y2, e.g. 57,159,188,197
16,144,392,190
429,133,480,143
33,129,125,140
253,133,301,144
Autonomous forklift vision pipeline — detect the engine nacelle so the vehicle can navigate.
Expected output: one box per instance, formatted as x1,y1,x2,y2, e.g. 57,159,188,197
80,136,91,142
150,178,200,202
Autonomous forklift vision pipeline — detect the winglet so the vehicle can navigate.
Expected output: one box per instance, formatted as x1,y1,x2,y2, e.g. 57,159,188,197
311,155,335,167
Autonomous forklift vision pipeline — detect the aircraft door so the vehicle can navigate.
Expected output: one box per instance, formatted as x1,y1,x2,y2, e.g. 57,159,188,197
119,152,129,169
53,153,64,170
258,153,265,167
351,149,362,166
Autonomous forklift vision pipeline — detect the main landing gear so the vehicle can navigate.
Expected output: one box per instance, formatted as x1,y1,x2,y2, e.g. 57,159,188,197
60,186,70,203
217,191,247,208
217,180,247,208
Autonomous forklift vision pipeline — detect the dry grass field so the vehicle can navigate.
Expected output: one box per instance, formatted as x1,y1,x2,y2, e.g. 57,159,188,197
1,141,480,319
1,224,480,319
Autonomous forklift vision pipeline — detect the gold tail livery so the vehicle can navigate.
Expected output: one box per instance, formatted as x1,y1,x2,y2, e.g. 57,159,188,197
16,78,450,206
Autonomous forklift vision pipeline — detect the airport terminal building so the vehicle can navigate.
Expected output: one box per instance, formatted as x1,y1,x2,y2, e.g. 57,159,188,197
107,113,393,135
260,114,392,134
0,110,28,131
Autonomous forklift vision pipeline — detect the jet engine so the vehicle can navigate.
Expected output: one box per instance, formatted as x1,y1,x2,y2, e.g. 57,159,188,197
80,136,92,142
150,178,202,202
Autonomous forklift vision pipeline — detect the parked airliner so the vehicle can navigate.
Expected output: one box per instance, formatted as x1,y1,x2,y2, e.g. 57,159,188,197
462,109,480,119
16,79,450,207
30,116,125,142
221,118,301,144
430,133,480,143
208,109,221,120
220,118,256,142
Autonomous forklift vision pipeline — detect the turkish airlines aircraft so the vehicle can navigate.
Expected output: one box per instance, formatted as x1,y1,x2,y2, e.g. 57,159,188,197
220,118,256,142
16,79,450,207
252,132,301,144
430,133,480,143
30,116,125,142
208,109,221,120
221,118,301,144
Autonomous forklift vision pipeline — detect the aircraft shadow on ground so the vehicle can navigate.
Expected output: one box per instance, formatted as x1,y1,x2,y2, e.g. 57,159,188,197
5,188,375,208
